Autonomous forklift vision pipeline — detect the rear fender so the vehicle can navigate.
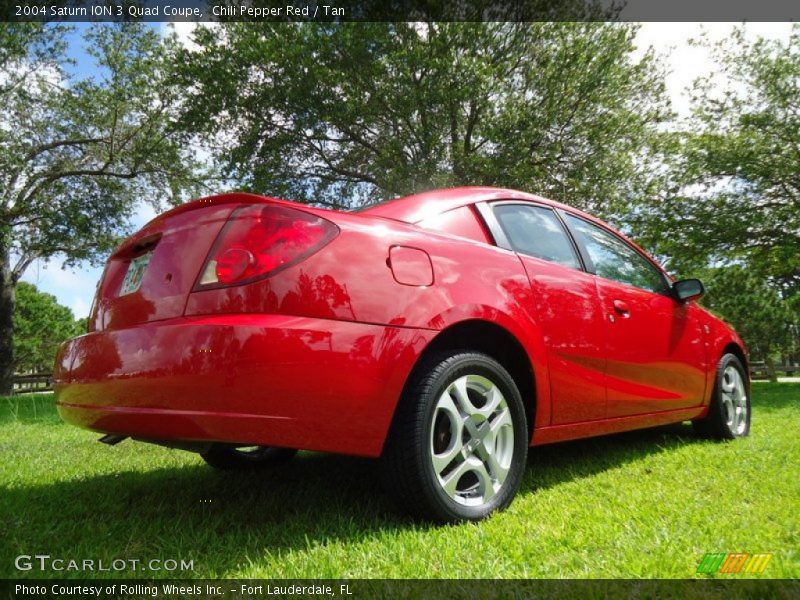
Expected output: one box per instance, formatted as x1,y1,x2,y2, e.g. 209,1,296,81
425,305,551,429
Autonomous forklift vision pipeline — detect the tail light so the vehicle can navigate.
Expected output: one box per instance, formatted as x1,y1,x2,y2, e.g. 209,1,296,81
194,204,339,290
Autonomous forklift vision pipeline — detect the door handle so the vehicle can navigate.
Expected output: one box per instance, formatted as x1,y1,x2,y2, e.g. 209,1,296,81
612,299,630,317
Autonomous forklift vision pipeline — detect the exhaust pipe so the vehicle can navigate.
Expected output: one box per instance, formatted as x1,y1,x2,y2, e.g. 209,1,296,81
98,434,127,445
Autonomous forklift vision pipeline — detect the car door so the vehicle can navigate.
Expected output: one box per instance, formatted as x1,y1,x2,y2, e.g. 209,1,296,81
484,202,608,424
561,213,708,417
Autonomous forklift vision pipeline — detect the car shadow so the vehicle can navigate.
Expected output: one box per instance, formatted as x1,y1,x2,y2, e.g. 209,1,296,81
3,422,709,577
526,421,707,489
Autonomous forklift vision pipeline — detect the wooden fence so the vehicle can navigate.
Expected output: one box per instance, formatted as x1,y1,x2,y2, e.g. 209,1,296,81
749,362,800,380
11,373,54,394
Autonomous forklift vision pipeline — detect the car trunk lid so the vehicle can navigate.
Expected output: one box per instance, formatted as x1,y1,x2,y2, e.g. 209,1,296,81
92,203,237,331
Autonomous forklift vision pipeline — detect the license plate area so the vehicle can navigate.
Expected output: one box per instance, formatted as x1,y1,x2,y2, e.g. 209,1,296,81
119,251,153,296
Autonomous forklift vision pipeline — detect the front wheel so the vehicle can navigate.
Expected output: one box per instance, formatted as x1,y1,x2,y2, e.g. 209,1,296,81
382,351,529,523
693,353,751,439
200,444,297,470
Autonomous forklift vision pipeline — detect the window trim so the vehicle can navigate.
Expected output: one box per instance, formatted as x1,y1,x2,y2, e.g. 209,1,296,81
474,201,511,249
478,200,587,272
558,210,671,295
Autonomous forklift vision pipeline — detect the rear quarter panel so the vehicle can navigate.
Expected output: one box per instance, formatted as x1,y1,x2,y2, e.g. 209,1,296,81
185,211,553,427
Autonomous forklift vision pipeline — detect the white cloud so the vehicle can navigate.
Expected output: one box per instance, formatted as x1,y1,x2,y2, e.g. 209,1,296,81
70,296,92,320
162,21,202,50
161,21,221,51
130,202,158,229
634,22,794,118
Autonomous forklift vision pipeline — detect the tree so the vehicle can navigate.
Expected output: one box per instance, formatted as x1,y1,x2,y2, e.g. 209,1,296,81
13,282,83,373
0,23,202,394
632,25,800,292
702,266,797,382
176,22,669,213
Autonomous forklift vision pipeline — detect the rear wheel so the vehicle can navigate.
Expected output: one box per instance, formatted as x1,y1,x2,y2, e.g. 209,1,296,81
382,351,528,523
693,353,751,439
200,444,297,470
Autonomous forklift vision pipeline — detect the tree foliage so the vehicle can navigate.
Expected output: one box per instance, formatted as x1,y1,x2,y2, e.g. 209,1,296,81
177,22,669,214
1,23,203,275
13,282,83,373
0,23,201,393
702,266,797,379
633,26,800,293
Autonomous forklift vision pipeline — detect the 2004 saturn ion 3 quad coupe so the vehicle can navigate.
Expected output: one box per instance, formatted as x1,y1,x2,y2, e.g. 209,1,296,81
55,187,750,522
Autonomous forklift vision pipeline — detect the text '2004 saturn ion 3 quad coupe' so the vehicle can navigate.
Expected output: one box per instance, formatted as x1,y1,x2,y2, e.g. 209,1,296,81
55,187,750,522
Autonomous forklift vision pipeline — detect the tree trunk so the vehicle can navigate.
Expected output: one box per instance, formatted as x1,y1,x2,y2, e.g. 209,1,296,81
764,355,778,383
0,245,16,396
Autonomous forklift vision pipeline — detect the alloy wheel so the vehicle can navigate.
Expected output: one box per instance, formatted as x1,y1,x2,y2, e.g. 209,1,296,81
720,365,748,436
429,374,515,507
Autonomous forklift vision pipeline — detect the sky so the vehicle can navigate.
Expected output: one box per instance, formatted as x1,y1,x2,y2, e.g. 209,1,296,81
21,22,795,319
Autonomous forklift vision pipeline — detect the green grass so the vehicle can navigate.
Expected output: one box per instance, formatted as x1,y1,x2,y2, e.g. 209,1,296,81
1,384,798,579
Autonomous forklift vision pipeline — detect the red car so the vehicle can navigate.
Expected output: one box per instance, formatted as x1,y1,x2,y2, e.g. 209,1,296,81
55,187,750,522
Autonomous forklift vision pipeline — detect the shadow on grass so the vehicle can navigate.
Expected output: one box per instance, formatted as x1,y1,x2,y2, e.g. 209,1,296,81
527,421,712,489
1,420,712,577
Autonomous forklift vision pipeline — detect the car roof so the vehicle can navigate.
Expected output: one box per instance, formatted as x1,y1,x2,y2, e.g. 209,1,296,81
360,186,583,224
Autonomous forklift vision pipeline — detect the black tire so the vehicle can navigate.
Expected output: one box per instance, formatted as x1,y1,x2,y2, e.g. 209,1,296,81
692,353,751,439
382,351,529,523
200,444,297,470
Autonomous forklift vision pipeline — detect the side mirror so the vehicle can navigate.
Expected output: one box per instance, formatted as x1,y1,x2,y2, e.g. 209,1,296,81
672,278,705,302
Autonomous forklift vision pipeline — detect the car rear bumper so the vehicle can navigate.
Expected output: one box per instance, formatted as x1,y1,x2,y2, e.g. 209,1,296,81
55,314,432,457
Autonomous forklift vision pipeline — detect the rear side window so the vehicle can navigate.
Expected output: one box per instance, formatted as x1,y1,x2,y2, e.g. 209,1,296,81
492,204,581,269
417,206,491,244
563,214,667,293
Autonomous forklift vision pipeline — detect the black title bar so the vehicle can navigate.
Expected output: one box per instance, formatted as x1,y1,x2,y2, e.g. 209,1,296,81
4,0,800,22
2,579,799,599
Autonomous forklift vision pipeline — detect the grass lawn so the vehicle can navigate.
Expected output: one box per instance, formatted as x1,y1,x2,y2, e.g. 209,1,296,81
1,383,798,579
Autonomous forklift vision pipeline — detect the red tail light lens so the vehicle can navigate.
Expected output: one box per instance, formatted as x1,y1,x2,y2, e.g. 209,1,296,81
196,204,339,289
215,248,255,284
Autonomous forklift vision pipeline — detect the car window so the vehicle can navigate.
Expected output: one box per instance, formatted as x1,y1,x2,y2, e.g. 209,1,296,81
563,214,667,293
492,204,581,269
